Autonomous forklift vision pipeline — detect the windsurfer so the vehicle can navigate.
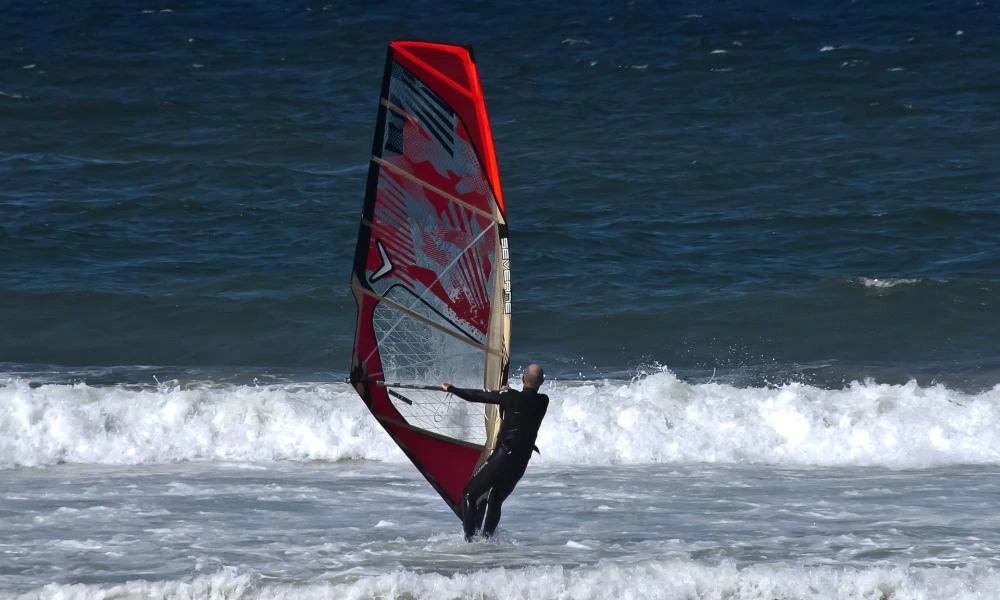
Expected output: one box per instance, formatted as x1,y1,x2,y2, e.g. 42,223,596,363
441,363,549,541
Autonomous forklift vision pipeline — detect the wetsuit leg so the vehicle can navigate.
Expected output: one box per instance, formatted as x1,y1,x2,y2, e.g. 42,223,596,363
473,498,487,532
461,449,506,541
480,458,528,538
480,487,503,538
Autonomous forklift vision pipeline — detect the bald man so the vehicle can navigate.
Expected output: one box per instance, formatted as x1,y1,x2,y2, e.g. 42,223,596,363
441,364,549,541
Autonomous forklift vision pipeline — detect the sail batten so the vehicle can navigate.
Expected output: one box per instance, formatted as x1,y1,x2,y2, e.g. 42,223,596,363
372,157,501,222
349,41,510,517
356,286,501,355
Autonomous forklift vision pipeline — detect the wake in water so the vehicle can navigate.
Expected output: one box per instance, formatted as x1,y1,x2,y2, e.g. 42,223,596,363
3,369,999,470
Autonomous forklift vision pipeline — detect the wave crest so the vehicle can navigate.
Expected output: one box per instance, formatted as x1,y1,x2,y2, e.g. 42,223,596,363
2,371,999,470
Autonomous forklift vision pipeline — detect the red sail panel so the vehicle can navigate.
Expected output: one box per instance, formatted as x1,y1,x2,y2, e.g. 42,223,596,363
349,41,510,517
391,41,506,215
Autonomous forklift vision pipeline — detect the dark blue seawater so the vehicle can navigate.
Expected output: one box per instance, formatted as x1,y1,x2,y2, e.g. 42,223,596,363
2,0,998,389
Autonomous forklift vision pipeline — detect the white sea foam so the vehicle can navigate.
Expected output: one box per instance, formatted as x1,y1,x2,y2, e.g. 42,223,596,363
541,371,1000,468
0,378,399,469
4,560,999,600
2,371,999,470
858,277,921,288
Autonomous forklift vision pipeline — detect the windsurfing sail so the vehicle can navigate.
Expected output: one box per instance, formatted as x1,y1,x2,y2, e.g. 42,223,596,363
349,41,511,517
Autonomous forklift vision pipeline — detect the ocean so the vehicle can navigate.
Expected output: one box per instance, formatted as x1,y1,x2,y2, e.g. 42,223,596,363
2,1,999,598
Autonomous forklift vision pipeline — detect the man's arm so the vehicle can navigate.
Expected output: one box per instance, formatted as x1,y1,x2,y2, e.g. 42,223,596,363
440,384,503,405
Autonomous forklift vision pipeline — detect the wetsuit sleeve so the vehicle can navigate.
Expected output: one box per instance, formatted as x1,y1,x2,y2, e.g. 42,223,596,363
445,385,503,405
533,395,549,454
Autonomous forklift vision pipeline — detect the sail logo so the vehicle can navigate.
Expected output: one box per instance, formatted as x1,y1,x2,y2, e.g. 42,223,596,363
501,237,511,314
371,240,394,282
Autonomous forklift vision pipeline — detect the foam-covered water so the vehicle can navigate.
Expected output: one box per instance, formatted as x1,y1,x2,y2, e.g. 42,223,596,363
5,458,1000,599
9,562,1000,600
4,372,1000,470
6,374,1000,598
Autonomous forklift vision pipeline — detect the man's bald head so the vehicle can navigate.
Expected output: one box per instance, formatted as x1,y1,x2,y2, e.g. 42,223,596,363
522,363,545,390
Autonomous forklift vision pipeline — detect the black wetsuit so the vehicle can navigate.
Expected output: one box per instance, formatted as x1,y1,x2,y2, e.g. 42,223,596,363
445,385,549,540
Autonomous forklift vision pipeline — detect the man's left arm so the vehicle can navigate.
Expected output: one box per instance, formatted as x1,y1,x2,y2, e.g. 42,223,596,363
440,384,503,405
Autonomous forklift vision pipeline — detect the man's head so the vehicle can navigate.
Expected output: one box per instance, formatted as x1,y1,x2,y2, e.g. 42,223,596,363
522,363,544,390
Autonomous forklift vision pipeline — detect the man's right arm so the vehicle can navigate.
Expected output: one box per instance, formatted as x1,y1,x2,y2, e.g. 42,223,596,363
441,385,503,405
